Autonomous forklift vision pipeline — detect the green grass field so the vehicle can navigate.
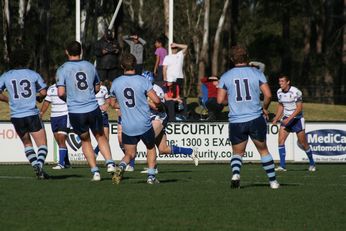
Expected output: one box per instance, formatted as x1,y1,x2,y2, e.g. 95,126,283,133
0,164,345,231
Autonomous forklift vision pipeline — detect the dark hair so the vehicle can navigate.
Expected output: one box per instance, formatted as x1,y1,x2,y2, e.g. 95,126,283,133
278,74,290,82
10,48,31,68
121,53,137,71
66,41,82,56
155,36,166,46
231,45,249,64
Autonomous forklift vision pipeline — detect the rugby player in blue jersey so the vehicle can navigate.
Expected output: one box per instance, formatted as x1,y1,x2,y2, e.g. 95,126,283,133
110,54,161,184
56,41,115,181
217,45,279,189
0,49,49,179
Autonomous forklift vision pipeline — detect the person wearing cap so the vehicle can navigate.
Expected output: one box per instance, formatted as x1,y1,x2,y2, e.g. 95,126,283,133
94,29,121,88
200,76,224,121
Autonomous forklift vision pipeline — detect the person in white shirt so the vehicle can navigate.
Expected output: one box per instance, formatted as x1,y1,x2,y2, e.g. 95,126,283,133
40,84,71,169
272,75,316,172
162,43,188,96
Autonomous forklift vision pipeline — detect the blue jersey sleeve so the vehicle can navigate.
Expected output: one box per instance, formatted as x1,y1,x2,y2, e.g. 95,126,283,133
56,67,66,87
93,71,100,86
218,75,227,90
258,72,267,85
0,75,5,93
35,74,47,92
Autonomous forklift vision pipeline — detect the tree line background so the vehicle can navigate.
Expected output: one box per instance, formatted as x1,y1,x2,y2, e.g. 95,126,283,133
1,0,345,104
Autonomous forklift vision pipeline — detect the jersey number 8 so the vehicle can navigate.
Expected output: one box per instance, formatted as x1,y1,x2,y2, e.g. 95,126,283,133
76,72,88,90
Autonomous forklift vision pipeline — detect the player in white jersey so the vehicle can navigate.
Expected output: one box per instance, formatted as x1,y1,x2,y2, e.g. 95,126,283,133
110,54,161,184
272,75,316,171
94,84,110,156
217,45,279,189
40,84,71,169
0,48,49,179
140,71,199,174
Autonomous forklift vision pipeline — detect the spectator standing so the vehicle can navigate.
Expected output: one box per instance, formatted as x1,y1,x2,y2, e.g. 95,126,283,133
94,29,121,88
153,37,167,84
123,34,146,74
162,43,188,96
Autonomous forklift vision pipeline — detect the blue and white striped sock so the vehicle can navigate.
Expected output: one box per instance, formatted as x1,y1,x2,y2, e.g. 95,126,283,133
230,154,243,175
261,154,276,182
91,166,100,174
147,168,156,179
105,159,115,167
25,146,37,167
118,161,127,170
37,145,48,168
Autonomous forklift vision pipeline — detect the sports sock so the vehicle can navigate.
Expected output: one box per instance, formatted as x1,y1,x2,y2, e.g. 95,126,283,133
105,159,115,167
230,154,242,175
147,168,156,179
118,161,127,170
64,153,71,166
305,148,315,166
59,147,68,166
37,145,48,168
25,146,38,167
171,145,193,155
261,154,276,182
94,145,100,156
91,166,100,174
129,158,135,168
278,145,286,168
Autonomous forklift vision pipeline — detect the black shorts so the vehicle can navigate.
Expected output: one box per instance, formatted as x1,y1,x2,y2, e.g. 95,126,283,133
69,107,104,136
229,115,267,145
11,114,44,138
102,112,109,128
122,127,156,149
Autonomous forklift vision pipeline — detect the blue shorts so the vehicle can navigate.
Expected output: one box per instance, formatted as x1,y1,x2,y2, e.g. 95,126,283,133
122,127,156,149
102,112,109,128
69,107,103,135
51,115,68,134
11,114,43,138
281,117,305,133
229,115,267,145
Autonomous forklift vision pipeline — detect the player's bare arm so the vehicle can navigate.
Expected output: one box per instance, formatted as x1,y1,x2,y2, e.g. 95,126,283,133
260,83,272,120
272,103,284,125
0,93,9,104
147,89,161,105
216,88,228,105
40,100,51,117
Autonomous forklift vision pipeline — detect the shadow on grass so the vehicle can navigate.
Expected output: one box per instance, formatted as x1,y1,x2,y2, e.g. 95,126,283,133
159,170,192,174
240,182,301,189
49,174,84,180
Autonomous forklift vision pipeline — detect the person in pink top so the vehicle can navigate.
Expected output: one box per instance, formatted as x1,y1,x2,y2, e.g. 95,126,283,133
153,37,167,84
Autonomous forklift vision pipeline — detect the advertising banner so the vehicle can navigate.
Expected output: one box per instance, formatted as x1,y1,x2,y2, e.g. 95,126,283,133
1,121,344,163
293,123,346,162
